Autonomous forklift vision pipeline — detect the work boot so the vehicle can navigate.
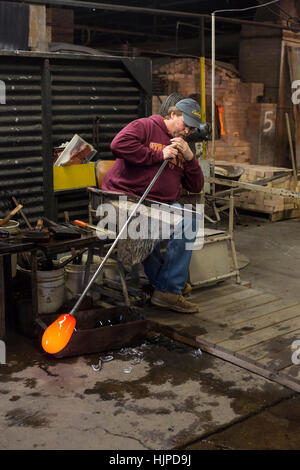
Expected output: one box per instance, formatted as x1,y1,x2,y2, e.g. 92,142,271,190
182,282,192,296
151,283,192,296
151,290,199,313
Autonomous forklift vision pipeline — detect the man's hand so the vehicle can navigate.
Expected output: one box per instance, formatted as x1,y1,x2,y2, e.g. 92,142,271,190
163,144,179,160
170,137,194,161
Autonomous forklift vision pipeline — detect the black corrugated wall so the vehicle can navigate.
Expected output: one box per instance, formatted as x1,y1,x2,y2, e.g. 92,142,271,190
0,52,152,225
0,56,44,222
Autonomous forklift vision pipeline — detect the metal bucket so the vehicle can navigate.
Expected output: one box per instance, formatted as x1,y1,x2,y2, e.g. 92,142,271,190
61,254,105,301
0,219,20,278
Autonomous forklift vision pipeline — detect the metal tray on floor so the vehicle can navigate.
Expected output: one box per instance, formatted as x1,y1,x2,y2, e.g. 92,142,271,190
35,306,148,358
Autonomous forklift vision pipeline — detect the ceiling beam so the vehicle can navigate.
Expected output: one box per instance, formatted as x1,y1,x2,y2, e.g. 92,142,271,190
72,24,173,40
13,0,300,32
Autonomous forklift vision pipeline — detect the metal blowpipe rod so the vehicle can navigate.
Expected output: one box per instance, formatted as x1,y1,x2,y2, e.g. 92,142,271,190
69,159,169,316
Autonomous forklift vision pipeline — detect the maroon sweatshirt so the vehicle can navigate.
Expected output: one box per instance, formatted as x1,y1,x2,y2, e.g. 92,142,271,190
102,115,204,202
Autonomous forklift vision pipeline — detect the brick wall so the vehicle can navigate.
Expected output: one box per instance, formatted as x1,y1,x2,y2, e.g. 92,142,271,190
152,57,269,165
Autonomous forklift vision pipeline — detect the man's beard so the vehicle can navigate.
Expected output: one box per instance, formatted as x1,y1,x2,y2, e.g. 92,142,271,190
172,131,185,138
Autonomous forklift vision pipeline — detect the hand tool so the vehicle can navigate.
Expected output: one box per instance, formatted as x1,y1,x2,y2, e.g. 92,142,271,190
61,221,91,234
0,204,23,227
21,218,51,243
35,218,44,234
74,219,116,238
64,211,70,223
42,217,81,239
11,197,33,230
56,248,88,270
74,220,96,230
41,159,169,354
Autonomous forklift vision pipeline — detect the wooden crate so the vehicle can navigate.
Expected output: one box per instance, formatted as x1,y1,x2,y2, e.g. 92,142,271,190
216,161,300,220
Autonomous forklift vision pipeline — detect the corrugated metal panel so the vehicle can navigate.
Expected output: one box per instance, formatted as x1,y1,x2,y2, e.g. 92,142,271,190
50,57,142,222
0,57,44,226
0,53,151,225
50,59,141,157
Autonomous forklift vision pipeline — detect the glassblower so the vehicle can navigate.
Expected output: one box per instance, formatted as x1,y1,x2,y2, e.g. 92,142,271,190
42,159,169,354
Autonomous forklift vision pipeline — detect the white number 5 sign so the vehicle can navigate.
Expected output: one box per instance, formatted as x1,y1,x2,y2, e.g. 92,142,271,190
263,110,274,133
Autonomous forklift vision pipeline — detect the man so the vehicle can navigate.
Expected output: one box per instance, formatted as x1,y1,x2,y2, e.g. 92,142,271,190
102,98,204,313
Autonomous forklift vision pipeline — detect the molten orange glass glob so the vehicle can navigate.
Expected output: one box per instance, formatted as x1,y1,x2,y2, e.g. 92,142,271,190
42,314,76,354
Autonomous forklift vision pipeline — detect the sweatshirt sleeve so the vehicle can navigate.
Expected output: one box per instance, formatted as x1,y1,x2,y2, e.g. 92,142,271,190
110,120,165,166
182,156,204,193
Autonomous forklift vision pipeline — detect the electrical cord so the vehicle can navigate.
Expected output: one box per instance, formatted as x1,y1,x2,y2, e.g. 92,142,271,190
212,0,300,29
212,0,280,15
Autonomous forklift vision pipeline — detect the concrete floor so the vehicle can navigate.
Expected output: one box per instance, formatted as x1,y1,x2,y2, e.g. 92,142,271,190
1,213,300,451
234,215,300,303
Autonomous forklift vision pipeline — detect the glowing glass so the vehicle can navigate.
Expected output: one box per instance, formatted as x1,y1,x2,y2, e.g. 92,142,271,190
41,314,76,354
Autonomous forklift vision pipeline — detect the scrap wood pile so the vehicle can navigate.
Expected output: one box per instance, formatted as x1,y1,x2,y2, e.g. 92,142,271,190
215,161,300,219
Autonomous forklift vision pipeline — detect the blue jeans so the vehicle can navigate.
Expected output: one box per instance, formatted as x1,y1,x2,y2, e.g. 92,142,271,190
142,202,200,295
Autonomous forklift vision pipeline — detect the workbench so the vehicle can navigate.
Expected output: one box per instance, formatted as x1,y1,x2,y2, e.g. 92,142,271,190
0,232,104,340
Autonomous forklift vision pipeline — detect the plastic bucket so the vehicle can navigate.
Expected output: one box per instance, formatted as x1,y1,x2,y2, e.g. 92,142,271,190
0,219,20,278
99,257,119,281
17,263,65,314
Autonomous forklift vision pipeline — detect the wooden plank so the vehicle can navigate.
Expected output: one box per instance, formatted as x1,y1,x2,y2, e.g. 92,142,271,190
146,300,300,367
147,300,300,355
270,207,300,222
189,282,244,304
200,302,300,344
192,286,265,313
241,327,300,366
147,281,300,392
219,314,300,352
145,306,211,335
146,294,288,341
149,321,300,393
145,292,276,331
194,293,281,322
281,364,300,380
220,298,298,325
